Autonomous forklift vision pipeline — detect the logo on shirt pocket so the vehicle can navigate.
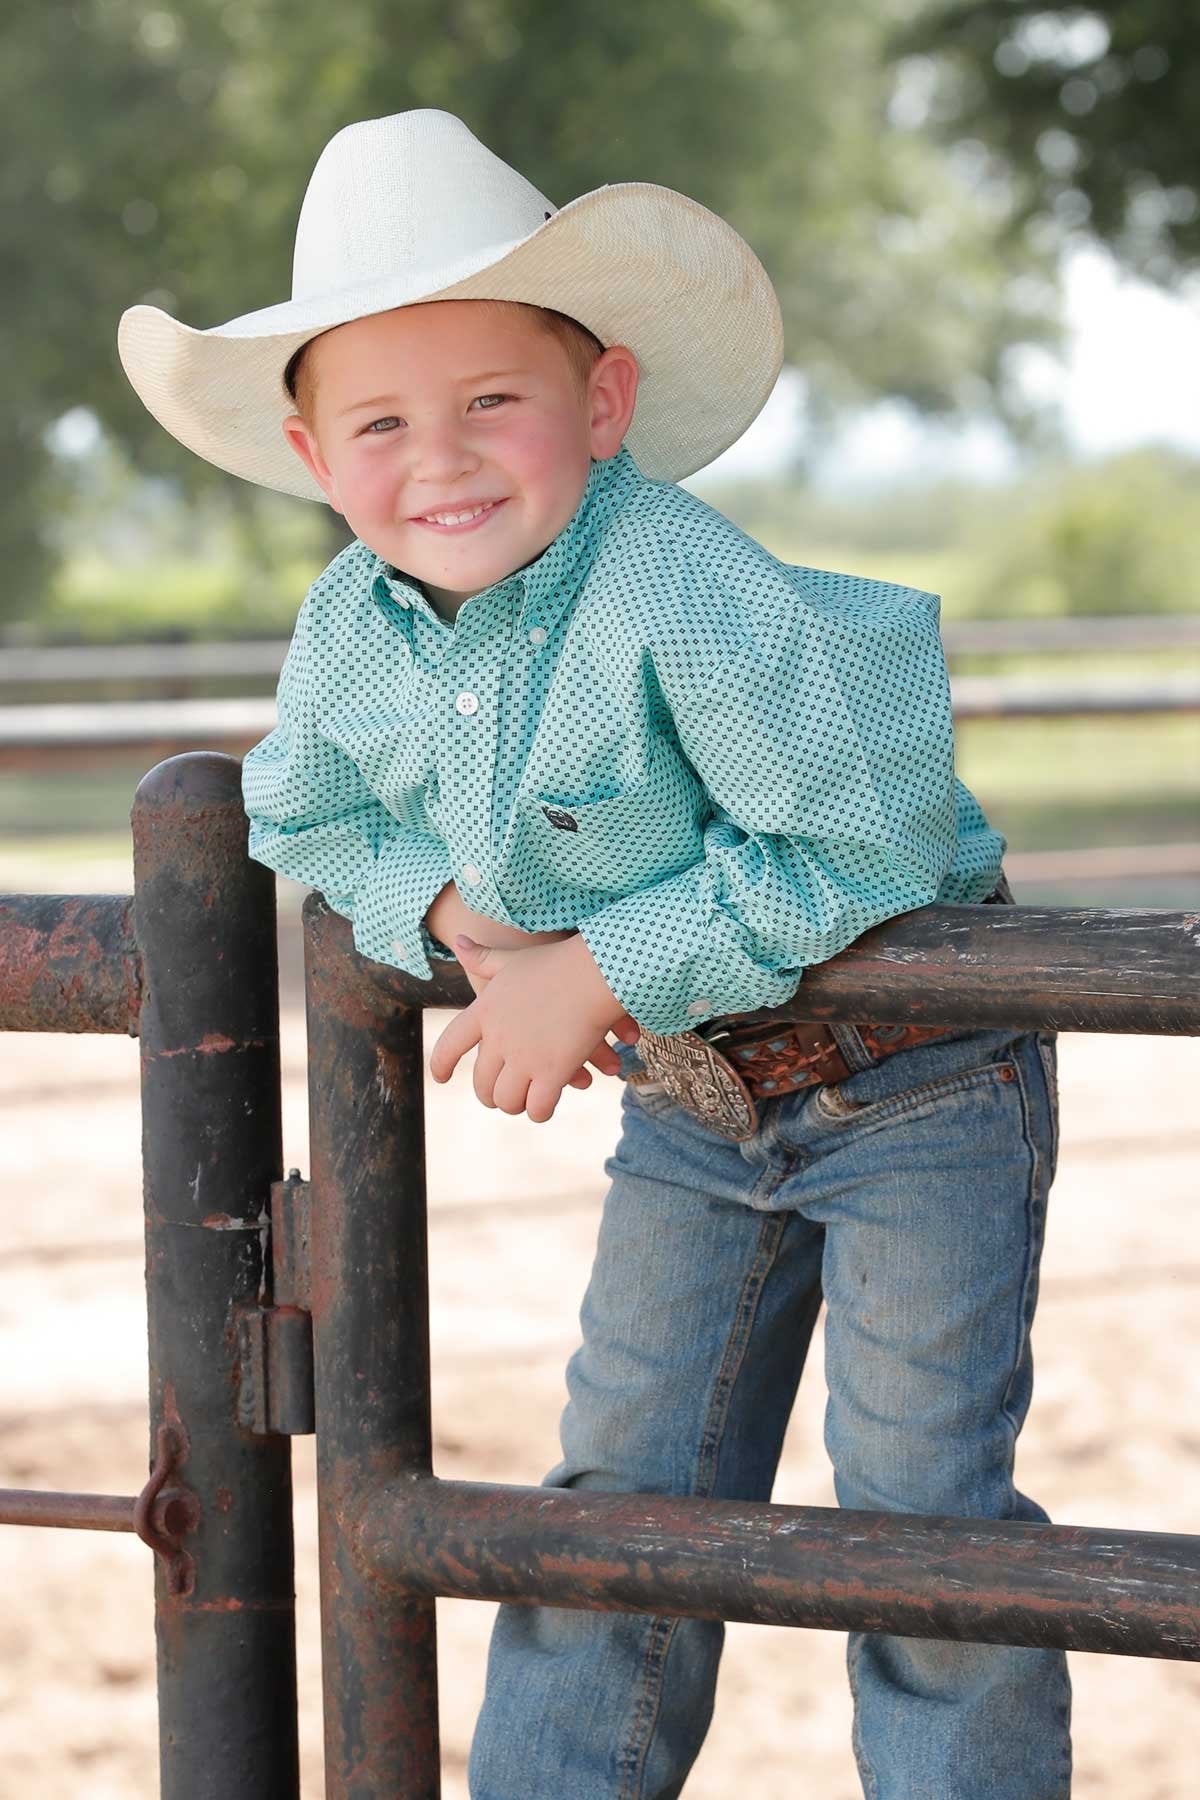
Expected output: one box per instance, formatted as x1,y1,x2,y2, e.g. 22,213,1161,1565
541,806,578,831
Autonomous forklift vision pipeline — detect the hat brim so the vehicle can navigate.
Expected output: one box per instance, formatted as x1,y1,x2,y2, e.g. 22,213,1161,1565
118,183,783,497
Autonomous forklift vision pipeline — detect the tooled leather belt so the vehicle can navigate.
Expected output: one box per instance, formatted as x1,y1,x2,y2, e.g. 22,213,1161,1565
627,879,1013,1142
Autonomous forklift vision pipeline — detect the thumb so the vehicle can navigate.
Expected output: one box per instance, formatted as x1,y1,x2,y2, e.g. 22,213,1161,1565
454,934,505,975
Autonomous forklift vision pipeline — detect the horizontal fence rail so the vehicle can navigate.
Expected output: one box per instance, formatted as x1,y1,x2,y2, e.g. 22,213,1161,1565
0,1490,141,1532
6,893,1197,1041
0,893,139,1032
356,1478,1200,1662
1,677,1197,768
2,614,1197,689
305,900,1200,1037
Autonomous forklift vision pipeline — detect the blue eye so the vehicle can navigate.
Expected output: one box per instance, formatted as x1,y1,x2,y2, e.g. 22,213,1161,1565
473,394,509,410
367,417,401,433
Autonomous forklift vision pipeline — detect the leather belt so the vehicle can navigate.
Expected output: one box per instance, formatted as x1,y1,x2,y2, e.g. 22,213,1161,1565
627,879,1013,1142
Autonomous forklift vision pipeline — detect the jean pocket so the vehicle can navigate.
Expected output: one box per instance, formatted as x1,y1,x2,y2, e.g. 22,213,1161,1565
622,1075,682,1121
809,1058,1015,1135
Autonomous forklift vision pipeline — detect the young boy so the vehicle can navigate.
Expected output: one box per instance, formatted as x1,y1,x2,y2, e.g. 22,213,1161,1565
119,109,1069,1798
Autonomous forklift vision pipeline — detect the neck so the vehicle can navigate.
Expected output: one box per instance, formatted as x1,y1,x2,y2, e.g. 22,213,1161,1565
420,581,470,623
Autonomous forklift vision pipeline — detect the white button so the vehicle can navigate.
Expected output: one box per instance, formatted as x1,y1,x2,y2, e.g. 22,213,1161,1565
686,998,713,1017
528,626,547,645
455,691,479,715
391,940,407,959
462,864,483,886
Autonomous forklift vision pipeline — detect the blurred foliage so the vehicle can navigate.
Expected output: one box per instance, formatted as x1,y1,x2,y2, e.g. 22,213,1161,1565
3,0,1071,615
712,445,1200,616
903,3,1200,279
967,447,1200,615
13,445,1196,644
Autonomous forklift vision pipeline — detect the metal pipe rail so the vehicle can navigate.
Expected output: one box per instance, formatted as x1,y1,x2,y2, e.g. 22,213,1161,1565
0,1490,140,1532
298,889,1200,1793
0,754,298,1798
356,1478,1200,1662
5,888,1198,1042
2,749,1199,1797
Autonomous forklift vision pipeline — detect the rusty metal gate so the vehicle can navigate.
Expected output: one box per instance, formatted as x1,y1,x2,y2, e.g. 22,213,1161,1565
1,748,1197,1797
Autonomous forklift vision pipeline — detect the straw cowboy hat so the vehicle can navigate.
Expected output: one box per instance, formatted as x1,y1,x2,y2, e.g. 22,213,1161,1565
117,109,783,499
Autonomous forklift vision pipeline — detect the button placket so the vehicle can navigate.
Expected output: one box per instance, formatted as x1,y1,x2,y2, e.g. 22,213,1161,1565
441,660,502,902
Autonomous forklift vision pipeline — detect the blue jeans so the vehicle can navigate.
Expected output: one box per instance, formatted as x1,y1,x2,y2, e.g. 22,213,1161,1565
469,1026,1071,1799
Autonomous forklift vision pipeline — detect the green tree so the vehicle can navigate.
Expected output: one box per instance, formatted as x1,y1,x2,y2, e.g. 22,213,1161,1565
4,0,1061,617
902,3,1200,279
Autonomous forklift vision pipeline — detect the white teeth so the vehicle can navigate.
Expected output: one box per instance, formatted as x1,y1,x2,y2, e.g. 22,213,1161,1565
420,503,494,526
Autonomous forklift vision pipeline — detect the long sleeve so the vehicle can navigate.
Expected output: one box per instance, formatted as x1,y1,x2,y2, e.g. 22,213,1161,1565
241,599,455,978
577,576,968,1035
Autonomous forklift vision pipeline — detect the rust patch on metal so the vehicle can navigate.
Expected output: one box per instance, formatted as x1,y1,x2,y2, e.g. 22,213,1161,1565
134,1419,198,1598
0,894,141,1035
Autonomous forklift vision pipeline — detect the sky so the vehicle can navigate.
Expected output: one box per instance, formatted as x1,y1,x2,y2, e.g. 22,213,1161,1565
694,244,1200,491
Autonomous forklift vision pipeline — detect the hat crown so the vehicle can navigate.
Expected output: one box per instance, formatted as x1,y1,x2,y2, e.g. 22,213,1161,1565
291,109,554,302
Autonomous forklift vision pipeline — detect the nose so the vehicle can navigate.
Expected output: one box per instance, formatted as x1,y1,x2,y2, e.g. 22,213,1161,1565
409,419,480,487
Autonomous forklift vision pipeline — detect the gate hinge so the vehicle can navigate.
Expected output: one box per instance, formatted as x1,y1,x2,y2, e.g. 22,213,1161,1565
236,1170,314,1435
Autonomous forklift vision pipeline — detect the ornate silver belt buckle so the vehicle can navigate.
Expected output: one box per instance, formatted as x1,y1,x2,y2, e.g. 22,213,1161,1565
634,1026,760,1142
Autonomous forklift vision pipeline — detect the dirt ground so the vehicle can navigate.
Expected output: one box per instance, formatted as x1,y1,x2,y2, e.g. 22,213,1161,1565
2,891,1198,1799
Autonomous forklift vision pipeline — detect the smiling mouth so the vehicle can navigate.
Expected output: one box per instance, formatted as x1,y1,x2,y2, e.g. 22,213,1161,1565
411,500,506,531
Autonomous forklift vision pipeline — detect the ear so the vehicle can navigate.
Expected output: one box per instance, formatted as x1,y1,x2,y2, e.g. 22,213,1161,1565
587,346,639,459
281,414,344,513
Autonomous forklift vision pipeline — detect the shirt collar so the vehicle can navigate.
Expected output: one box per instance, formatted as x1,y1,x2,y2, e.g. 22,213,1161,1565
368,445,649,637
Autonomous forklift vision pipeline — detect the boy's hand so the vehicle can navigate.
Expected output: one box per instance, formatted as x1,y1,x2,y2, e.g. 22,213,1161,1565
429,933,640,1123
424,880,636,1089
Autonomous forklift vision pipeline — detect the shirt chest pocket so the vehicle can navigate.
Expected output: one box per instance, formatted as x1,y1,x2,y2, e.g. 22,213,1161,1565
510,761,706,903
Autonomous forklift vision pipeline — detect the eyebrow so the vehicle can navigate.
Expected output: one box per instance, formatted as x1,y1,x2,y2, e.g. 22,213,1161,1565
337,371,530,419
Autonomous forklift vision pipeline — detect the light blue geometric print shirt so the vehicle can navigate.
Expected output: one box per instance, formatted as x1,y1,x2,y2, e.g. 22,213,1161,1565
242,445,1005,1036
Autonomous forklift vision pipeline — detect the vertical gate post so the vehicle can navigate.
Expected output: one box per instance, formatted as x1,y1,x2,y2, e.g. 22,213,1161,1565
303,898,440,1797
133,752,299,1798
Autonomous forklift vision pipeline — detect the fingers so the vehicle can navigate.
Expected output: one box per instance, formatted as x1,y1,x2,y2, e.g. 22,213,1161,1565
473,1043,506,1109
588,1040,623,1077
525,1078,563,1125
429,1005,483,1083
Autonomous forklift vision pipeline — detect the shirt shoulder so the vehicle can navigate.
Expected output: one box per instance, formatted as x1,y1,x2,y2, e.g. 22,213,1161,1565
576,474,940,686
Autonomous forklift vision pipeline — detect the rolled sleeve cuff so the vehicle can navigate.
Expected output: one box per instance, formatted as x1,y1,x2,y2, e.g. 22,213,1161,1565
577,865,800,1036
350,833,456,979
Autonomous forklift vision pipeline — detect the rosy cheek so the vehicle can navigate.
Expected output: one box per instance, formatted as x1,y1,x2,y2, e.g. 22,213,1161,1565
338,451,394,516
500,415,585,484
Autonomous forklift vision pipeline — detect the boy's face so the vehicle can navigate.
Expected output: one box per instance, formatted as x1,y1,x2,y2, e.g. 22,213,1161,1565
283,301,638,613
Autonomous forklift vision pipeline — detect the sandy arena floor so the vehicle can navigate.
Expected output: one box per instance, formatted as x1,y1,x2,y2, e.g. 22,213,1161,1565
1,902,1198,1798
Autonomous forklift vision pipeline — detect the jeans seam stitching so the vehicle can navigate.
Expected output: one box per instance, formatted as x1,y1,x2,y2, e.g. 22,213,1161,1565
695,1210,790,1493
847,1638,879,1800
615,1210,790,1798
616,1616,681,1800
997,1046,1046,1443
